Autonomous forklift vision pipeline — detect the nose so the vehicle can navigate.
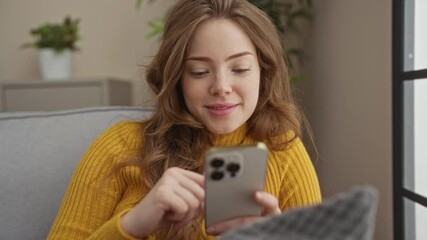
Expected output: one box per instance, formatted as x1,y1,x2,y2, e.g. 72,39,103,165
209,72,232,96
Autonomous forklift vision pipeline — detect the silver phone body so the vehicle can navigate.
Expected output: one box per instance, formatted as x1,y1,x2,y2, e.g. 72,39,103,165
204,142,268,228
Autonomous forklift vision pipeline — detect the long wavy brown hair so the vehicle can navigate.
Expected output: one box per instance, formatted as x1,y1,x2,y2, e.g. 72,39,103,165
138,0,305,238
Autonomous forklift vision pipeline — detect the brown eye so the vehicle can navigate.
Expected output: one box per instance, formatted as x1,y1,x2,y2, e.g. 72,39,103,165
233,68,250,74
191,71,209,77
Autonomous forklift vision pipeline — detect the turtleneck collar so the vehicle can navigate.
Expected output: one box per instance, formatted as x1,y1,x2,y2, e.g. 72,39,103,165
210,123,252,147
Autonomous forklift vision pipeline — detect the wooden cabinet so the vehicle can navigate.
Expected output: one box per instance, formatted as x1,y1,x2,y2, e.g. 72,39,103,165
0,79,132,112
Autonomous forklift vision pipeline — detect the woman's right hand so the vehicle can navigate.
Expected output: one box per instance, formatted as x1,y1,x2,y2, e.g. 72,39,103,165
120,167,205,238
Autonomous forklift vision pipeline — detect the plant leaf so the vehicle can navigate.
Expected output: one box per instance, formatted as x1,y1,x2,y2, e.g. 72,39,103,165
145,19,164,39
290,75,308,83
136,0,144,9
285,47,307,58
286,7,313,34
23,16,80,52
136,0,157,9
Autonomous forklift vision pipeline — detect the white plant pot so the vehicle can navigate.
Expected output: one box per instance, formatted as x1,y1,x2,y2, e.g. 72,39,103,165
39,49,73,81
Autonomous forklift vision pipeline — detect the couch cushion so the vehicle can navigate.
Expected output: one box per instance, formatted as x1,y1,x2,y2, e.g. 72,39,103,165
0,106,152,240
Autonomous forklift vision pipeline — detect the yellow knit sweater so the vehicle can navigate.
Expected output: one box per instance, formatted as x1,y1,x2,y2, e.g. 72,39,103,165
48,121,321,239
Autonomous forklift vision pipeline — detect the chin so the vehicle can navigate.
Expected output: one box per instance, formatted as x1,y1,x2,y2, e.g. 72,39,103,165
207,123,240,135
210,129,233,135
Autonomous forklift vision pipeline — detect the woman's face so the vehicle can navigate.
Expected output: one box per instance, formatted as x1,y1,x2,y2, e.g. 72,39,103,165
181,19,260,134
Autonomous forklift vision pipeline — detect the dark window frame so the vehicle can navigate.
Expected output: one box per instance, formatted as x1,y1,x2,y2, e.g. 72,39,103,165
393,0,427,239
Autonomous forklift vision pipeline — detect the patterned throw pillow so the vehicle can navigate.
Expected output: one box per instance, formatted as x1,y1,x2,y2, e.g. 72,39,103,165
221,186,378,240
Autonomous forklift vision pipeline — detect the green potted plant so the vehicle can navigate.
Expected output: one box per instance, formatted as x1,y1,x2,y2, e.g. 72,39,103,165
23,16,80,81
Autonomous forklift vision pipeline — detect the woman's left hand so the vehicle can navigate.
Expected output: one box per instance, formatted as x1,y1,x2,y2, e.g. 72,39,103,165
206,191,281,235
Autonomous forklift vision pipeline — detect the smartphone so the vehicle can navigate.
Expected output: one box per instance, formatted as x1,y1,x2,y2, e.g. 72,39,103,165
204,142,268,229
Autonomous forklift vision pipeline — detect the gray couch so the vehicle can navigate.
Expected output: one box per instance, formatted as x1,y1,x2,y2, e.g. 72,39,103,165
0,106,153,240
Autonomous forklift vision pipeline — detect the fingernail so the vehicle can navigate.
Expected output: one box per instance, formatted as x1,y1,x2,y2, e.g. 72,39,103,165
256,192,264,199
206,227,215,234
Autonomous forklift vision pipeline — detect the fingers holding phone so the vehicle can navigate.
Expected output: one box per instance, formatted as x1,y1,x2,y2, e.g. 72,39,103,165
121,167,205,238
206,191,281,235
255,191,281,216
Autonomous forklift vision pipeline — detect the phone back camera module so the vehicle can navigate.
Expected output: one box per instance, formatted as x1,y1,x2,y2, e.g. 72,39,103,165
211,170,224,180
208,151,243,180
226,163,240,177
211,158,224,168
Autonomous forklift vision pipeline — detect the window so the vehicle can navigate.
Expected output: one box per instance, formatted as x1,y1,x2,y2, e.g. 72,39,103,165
393,0,427,239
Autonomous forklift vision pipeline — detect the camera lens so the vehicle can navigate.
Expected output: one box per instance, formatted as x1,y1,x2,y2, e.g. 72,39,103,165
211,158,224,168
227,163,240,173
211,171,224,180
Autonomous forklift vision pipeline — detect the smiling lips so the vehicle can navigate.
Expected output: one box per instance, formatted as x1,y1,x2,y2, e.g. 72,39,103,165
206,103,238,116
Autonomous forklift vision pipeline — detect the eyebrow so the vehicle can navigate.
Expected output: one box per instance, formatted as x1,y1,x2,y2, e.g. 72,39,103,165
185,51,254,62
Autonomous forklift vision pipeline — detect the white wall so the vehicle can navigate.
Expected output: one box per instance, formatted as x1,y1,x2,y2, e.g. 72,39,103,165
302,0,393,239
0,0,175,106
414,0,427,71
414,0,427,233
414,80,427,239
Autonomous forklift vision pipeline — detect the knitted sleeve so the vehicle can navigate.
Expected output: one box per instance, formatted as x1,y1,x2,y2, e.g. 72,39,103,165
276,136,322,210
47,122,143,240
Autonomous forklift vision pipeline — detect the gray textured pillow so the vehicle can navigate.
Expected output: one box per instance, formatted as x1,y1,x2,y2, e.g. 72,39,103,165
221,186,378,240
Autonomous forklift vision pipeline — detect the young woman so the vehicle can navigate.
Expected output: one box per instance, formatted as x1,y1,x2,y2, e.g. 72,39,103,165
48,0,321,239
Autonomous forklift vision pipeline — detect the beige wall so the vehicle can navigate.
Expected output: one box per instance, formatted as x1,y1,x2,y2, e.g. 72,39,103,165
303,0,393,239
0,0,175,106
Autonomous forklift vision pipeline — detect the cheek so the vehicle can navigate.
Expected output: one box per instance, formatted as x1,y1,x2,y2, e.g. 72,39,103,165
247,75,261,99
247,76,261,111
182,82,203,110
181,79,193,100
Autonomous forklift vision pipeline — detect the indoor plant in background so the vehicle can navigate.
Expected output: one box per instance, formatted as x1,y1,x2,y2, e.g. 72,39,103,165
23,16,80,81
136,0,313,83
